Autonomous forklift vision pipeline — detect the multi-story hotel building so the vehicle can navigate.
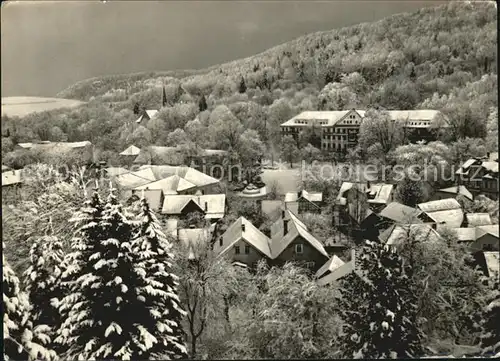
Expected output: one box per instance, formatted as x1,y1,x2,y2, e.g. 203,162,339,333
280,109,448,152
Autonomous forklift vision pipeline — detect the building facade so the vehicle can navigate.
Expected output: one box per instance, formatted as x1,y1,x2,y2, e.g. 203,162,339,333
280,109,447,153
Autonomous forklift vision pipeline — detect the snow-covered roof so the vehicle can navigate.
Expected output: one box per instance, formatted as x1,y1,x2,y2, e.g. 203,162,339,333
315,255,345,279
378,202,422,224
466,213,493,228
337,182,394,205
215,217,273,259
437,185,474,201
424,209,464,229
114,168,157,189
417,198,461,213
483,252,499,280
161,194,226,219
284,190,323,203
2,169,22,187
379,224,443,246
120,145,141,156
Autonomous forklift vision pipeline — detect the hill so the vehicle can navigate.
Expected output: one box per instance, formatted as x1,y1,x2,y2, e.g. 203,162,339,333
1,1,497,162
1,96,86,118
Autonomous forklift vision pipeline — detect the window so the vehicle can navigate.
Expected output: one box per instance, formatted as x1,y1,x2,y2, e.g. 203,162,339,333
219,238,223,247
245,245,250,254
305,261,315,269
295,244,304,254
235,246,240,254
483,244,494,251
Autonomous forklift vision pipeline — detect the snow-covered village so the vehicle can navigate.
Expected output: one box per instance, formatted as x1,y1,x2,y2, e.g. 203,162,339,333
1,1,499,359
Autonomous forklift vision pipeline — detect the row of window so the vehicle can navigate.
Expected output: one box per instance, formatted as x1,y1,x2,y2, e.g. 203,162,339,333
323,128,359,134
234,244,304,254
294,119,328,125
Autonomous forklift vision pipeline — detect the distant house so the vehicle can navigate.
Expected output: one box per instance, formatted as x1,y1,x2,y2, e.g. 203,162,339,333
472,251,499,281
455,156,499,200
471,225,499,252
378,202,423,225
15,141,94,164
417,198,464,229
269,210,329,272
316,250,359,286
1,169,23,187
120,145,141,157
337,181,394,211
135,109,159,126
161,194,226,221
213,217,273,268
284,190,323,214
432,185,474,202
379,223,443,247
465,213,493,228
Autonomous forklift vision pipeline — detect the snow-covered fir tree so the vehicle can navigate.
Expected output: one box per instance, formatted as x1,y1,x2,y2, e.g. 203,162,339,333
479,280,500,357
23,236,64,343
132,197,188,359
336,240,423,359
3,245,58,361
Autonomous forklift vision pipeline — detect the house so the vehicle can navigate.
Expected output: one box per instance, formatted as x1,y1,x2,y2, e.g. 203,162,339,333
471,225,499,252
417,198,464,229
455,156,499,200
1,169,23,187
161,194,226,221
316,250,359,286
337,181,394,210
128,189,164,212
379,223,443,247
135,165,220,195
213,217,273,267
472,251,499,281
284,190,323,214
281,109,448,153
452,228,478,244
269,210,329,271
120,145,141,157
432,185,474,202
135,109,159,125
113,167,157,189
465,213,493,228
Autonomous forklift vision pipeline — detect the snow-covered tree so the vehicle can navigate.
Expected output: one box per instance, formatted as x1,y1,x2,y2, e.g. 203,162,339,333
23,236,65,349
132,197,188,359
337,241,424,358
479,281,500,356
4,245,57,361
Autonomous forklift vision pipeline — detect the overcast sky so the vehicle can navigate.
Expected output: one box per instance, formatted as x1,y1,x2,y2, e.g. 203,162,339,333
1,0,445,97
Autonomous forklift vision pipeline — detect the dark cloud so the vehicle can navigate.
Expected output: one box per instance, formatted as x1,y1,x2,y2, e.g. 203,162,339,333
1,0,445,97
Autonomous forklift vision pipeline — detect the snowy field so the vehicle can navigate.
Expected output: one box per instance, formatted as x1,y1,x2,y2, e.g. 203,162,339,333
1,96,86,117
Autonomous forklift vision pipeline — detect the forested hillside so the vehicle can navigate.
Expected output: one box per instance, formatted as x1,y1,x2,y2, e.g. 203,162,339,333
2,1,497,163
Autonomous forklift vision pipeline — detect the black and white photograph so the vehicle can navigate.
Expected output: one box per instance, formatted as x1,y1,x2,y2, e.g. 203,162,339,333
1,0,499,359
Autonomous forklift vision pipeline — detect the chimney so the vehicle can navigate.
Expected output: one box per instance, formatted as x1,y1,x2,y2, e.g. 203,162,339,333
366,180,371,190
284,219,289,235
241,223,246,232
487,152,490,159
204,202,208,212
282,209,285,219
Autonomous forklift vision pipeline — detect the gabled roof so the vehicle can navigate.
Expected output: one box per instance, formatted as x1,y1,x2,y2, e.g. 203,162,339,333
378,202,422,224
315,255,345,279
215,217,273,259
437,185,474,201
379,224,443,246
337,182,394,205
476,225,499,239
120,145,141,156
424,209,464,229
139,165,219,188
17,141,92,150
285,190,323,203
387,110,442,122
455,158,481,175
134,175,197,193
105,167,130,177
136,109,158,123
161,194,226,219
270,210,328,258
316,260,355,286
417,198,462,213
466,213,493,228
114,168,157,189
2,169,22,186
